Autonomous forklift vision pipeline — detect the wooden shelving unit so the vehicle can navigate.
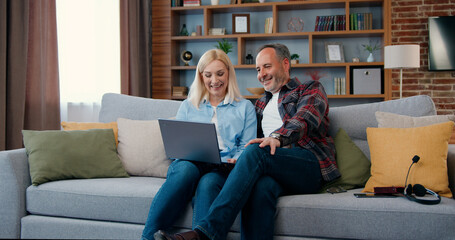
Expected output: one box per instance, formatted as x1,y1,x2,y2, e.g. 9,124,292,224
151,0,391,102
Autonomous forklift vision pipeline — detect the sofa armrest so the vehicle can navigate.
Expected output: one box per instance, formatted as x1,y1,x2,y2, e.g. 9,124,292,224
0,148,31,238
448,145,455,199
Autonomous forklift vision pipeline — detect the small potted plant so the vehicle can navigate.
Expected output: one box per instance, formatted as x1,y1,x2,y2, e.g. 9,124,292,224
362,43,381,62
290,53,300,64
215,39,233,54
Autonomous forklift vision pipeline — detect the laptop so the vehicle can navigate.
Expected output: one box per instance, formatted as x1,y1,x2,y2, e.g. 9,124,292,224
158,119,228,164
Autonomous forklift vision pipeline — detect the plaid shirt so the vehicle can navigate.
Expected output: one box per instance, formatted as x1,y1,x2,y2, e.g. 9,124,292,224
255,77,340,182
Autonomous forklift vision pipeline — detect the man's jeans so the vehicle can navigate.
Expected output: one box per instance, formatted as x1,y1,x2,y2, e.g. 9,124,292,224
141,160,227,240
196,144,322,240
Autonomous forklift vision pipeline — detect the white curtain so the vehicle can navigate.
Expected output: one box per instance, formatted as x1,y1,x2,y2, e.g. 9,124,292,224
56,0,120,123
61,102,101,123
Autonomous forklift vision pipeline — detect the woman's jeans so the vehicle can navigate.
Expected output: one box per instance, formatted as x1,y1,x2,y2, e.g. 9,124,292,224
196,144,323,240
141,159,228,240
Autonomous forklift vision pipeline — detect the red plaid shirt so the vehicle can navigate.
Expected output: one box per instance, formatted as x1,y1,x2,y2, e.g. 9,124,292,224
255,77,340,182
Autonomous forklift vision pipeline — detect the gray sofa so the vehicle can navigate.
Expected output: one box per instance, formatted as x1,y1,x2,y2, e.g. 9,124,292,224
1,93,454,240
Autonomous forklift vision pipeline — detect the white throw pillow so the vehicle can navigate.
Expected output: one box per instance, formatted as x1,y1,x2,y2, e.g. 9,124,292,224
375,111,455,128
117,118,171,177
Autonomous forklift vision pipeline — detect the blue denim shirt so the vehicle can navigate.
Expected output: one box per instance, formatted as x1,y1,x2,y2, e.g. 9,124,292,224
175,98,257,162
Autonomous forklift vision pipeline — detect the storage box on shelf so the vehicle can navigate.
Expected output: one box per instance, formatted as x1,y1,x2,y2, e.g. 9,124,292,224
155,0,391,103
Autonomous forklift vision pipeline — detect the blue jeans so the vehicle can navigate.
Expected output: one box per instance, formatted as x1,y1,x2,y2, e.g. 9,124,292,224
195,144,322,240
141,160,228,240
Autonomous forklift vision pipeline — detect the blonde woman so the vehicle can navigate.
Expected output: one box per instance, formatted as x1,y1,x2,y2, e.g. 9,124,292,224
142,49,256,240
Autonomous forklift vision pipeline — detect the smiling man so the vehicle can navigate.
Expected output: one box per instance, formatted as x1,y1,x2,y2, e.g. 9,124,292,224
158,43,340,240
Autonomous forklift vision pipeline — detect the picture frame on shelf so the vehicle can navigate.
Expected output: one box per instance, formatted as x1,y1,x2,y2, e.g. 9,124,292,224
232,14,250,34
325,42,345,63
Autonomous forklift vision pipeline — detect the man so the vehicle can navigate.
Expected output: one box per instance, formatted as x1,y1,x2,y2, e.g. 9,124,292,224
155,43,340,240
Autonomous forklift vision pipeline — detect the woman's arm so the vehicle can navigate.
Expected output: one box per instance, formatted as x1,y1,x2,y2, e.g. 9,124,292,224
231,100,257,160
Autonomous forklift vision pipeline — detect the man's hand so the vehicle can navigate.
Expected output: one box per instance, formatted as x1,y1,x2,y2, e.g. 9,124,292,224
245,137,281,155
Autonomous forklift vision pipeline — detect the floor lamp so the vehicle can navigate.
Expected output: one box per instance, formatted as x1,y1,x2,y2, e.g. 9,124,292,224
384,45,420,98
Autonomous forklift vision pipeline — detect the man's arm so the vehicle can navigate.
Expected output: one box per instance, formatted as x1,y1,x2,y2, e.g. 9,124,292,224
273,81,329,147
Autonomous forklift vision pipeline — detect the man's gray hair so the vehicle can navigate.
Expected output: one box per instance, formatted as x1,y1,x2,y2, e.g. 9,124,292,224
257,43,291,62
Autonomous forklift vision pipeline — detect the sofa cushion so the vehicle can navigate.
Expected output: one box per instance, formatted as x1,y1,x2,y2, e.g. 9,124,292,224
329,95,436,140
61,121,119,145
22,129,129,186
117,118,171,177
375,111,455,128
25,177,455,239
364,121,454,198
328,95,437,160
274,189,455,239
322,128,370,192
26,177,167,225
99,93,182,123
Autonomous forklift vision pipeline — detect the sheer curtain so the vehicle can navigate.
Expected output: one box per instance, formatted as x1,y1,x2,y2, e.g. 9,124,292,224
56,0,120,123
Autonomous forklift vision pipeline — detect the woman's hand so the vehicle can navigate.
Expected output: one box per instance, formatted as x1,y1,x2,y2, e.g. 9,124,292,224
227,158,237,164
245,137,280,155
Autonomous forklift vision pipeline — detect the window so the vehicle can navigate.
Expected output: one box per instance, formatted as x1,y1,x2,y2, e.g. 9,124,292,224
56,0,120,122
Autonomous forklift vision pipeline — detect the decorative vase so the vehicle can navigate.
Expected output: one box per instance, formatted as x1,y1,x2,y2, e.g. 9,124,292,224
211,0,219,5
259,0,265,3
367,52,374,62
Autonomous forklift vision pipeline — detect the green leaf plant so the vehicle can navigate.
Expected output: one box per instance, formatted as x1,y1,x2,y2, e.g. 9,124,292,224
215,39,233,54
362,43,381,53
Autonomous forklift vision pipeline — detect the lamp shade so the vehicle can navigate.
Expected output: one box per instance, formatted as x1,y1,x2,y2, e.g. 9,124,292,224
384,45,420,69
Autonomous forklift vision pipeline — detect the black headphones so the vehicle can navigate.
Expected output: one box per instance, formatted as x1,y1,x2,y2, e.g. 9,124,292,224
403,155,441,205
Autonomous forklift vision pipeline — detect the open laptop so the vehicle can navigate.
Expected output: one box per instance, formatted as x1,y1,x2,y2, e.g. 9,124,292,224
158,119,228,164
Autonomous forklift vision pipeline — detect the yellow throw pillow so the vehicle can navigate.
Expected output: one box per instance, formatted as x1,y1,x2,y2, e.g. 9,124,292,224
363,121,454,198
61,121,118,146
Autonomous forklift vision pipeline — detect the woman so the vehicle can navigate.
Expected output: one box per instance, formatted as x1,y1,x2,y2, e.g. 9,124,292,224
141,49,257,240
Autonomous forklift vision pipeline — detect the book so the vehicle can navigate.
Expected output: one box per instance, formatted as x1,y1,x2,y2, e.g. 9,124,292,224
183,0,200,7
341,77,345,94
333,77,346,95
350,13,372,30
265,17,273,33
172,86,188,97
315,15,347,32
314,16,320,31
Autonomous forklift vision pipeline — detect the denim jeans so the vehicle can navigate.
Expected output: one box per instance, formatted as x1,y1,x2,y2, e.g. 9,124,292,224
195,144,322,240
141,160,228,240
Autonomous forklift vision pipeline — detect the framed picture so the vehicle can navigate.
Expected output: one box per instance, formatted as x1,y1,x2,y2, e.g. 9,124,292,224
325,42,345,63
232,14,250,34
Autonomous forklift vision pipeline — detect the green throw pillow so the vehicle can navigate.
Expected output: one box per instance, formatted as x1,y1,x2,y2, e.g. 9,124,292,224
321,128,371,193
22,129,129,186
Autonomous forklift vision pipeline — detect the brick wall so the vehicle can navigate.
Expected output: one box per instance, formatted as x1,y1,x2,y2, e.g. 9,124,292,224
390,0,455,115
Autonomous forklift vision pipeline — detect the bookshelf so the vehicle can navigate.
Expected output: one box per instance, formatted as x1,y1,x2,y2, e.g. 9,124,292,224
151,0,391,104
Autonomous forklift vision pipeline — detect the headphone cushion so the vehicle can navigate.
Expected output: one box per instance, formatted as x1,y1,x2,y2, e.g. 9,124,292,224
413,184,427,197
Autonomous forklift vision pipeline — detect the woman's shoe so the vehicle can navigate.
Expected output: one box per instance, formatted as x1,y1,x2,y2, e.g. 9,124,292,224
153,230,200,240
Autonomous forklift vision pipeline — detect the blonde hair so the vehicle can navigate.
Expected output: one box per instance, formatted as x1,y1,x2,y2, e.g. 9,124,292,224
187,49,243,108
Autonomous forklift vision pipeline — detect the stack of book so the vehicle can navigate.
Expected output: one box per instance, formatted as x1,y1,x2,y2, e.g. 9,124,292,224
172,86,188,97
171,0,182,7
183,0,200,6
333,77,346,95
349,13,373,30
209,28,226,35
265,17,273,33
314,15,346,31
